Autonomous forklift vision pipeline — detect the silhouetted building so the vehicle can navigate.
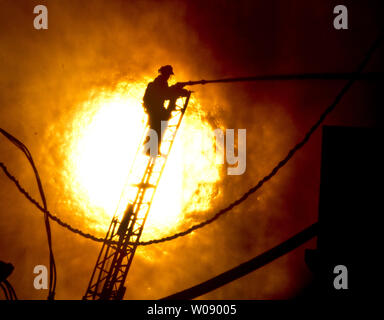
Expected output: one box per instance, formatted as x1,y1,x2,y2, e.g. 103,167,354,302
303,126,380,299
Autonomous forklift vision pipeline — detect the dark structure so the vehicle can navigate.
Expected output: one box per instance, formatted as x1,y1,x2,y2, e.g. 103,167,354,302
304,125,380,299
0,261,17,300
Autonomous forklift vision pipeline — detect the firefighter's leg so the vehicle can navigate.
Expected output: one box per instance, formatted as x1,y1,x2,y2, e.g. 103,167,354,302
167,98,178,117
145,115,161,156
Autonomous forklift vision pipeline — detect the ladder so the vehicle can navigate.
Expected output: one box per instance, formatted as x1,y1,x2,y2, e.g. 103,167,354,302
83,92,191,300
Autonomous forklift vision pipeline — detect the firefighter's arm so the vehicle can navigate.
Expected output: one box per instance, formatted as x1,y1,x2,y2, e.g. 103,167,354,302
170,83,189,97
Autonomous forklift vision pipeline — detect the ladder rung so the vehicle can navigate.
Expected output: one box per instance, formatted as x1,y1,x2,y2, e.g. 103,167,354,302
131,182,156,188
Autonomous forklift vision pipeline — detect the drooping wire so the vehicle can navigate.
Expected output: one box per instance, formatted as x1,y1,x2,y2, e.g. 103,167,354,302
0,282,9,300
0,31,382,249
0,129,56,300
0,161,110,244
0,277,18,300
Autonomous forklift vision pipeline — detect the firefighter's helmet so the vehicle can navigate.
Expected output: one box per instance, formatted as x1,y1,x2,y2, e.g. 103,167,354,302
158,65,174,75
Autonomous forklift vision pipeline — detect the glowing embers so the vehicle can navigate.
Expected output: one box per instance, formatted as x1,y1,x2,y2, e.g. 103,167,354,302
64,81,221,238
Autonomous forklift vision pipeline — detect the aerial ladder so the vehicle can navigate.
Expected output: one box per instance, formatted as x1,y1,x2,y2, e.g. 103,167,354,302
83,92,191,300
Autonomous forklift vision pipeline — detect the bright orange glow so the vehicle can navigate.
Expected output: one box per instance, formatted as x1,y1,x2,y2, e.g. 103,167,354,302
64,80,222,239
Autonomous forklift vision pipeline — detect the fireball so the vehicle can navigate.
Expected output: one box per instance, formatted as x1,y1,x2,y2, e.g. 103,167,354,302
64,80,222,240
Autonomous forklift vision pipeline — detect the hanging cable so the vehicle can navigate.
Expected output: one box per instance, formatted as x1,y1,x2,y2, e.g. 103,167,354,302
2,280,18,300
0,261,17,300
0,129,56,300
0,282,9,300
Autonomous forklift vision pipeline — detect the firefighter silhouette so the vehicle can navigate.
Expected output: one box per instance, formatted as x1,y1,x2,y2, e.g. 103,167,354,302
143,65,189,155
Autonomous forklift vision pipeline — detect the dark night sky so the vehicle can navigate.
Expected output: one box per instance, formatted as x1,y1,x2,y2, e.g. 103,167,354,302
0,0,383,300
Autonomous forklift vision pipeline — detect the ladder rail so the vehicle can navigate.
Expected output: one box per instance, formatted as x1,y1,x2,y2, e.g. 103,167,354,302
99,157,157,298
